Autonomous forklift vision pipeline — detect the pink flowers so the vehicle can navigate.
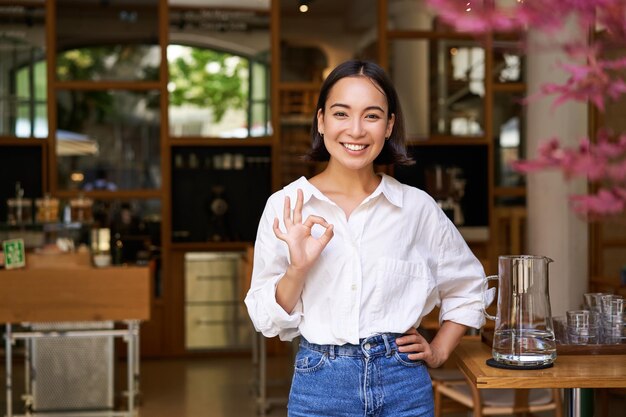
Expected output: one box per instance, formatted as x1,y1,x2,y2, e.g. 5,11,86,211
426,0,626,218
537,54,626,111
513,133,626,216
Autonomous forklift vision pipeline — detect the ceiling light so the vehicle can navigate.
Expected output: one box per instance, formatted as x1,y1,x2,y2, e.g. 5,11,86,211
299,0,310,13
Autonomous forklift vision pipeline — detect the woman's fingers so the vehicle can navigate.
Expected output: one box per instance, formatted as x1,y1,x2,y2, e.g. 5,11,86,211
279,191,334,248
396,329,429,358
283,195,293,227
317,224,334,247
283,190,305,227
397,341,424,352
273,217,286,241
293,189,304,224
302,215,334,245
395,328,420,345
302,215,330,229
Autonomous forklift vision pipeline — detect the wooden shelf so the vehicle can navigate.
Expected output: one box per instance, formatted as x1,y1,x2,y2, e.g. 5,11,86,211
387,30,482,40
170,241,252,252
54,189,162,199
53,80,162,91
493,186,526,197
0,138,47,146
492,82,526,93
170,137,273,147
406,137,489,146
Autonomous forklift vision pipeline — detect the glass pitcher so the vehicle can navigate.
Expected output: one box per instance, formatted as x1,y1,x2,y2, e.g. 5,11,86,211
483,255,557,367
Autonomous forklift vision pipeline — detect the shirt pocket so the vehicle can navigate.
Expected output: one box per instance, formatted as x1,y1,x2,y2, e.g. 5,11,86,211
372,257,433,322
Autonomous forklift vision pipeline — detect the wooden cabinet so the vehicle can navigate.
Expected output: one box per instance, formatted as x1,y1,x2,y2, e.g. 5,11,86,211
184,252,250,350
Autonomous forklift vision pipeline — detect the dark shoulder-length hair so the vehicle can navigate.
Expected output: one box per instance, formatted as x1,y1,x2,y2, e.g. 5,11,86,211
305,59,414,166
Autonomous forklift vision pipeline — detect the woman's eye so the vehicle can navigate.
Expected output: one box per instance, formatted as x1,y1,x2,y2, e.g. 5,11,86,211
366,114,381,120
333,112,347,117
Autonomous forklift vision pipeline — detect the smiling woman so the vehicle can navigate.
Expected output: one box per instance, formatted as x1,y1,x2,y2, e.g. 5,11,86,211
246,60,490,417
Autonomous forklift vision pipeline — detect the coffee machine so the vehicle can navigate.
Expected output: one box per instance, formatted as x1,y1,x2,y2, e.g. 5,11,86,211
425,165,466,226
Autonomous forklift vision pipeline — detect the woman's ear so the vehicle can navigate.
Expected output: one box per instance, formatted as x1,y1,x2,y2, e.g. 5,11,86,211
317,108,324,136
386,113,395,139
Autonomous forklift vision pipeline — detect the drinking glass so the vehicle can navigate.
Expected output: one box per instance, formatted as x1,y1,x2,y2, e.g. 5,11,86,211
566,310,599,345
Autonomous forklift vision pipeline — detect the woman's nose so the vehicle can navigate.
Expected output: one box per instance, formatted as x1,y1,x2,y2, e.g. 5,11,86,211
349,118,365,137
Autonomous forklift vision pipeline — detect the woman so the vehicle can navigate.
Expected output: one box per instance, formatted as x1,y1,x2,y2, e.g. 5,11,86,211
245,60,487,417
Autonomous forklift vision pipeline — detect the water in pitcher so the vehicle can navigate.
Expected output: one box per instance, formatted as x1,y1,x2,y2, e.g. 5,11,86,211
492,328,557,366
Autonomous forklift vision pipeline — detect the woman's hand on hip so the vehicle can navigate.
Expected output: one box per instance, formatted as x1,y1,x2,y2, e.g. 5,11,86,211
395,328,445,368
273,188,334,272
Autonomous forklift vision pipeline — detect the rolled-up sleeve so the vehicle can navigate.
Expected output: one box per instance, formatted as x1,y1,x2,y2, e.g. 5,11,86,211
244,196,303,341
435,211,487,329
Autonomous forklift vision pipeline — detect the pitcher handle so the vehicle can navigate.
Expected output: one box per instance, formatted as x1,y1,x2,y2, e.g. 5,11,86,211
482,274,498,321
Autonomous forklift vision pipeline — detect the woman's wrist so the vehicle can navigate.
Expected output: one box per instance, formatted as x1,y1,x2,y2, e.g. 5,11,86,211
285,263,310,280
275,264,309,314
427,343,449,368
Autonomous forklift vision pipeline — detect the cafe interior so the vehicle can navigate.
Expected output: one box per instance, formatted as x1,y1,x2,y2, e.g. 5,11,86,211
0,0,625,416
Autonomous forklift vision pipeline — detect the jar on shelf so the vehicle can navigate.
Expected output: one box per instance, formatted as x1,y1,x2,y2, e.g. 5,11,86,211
35,194,60,223
6,182,33,225
7,197,33,225
69,195,93,223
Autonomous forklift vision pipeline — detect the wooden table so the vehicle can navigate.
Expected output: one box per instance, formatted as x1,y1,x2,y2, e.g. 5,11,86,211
453,338,626,417
0,263,150,417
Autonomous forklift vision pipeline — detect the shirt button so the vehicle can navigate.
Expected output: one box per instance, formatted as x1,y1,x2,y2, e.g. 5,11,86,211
364,343,371,350
351,284,357,291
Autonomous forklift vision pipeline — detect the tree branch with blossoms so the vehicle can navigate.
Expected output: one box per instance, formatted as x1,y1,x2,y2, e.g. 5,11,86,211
426,0,626,218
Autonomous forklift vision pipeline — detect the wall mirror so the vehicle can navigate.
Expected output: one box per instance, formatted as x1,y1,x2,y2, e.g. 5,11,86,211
168,1,271,139
0,2,47,138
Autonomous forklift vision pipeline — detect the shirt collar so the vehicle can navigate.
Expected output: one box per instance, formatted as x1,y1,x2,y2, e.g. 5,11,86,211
283,176,328,205
371,173,404,208
284,173,403,208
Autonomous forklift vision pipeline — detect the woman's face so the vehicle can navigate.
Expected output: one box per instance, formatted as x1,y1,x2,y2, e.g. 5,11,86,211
317,76,395,173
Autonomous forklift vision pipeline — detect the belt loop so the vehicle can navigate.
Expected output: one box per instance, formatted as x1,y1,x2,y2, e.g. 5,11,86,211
329,344,336,360
383,334,392,357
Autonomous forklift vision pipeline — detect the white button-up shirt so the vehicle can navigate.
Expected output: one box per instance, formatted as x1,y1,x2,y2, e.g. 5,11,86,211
244,174,487,345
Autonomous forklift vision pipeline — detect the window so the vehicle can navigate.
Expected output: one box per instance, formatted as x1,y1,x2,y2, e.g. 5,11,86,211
168,45,271,138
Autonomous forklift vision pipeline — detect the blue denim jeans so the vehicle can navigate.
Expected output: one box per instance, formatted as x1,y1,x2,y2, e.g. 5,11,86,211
288,333,434,417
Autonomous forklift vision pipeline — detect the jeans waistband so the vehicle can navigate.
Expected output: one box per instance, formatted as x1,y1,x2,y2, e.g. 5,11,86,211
299,333,403,359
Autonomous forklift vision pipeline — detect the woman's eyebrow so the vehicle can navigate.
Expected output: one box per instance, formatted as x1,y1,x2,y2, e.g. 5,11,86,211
329,103,385,112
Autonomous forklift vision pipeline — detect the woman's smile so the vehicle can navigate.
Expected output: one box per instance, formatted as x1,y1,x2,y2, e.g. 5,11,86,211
341,142,368,152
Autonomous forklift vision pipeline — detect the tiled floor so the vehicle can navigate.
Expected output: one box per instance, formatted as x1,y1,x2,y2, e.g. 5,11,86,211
0,353,293,417
2,353,625,417
139,355,291,417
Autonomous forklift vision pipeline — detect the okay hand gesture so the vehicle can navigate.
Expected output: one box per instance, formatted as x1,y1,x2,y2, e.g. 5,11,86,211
273,189,334,272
